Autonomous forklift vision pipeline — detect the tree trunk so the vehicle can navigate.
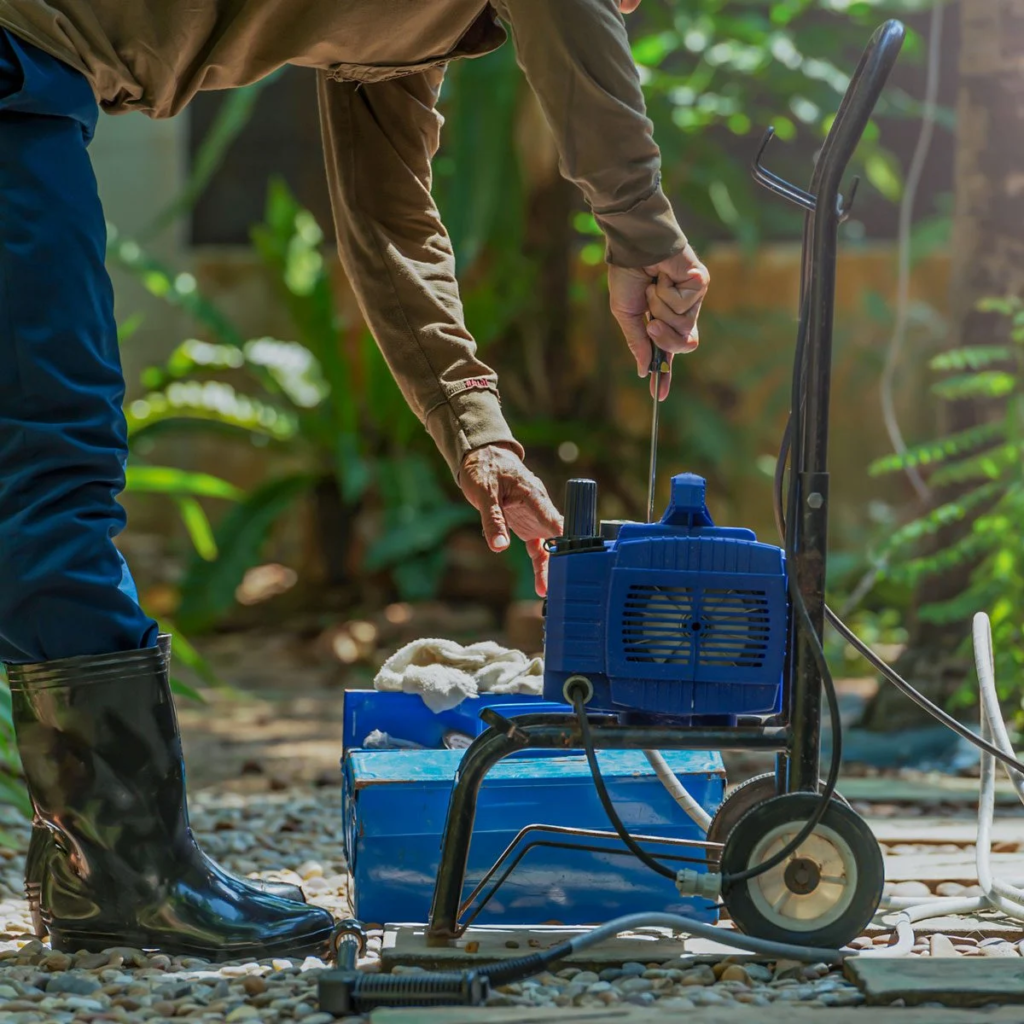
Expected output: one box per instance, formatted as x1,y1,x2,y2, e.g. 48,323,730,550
863,0,1024,730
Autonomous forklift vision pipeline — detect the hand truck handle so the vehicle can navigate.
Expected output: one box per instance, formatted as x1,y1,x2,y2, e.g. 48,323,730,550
811,19,906,210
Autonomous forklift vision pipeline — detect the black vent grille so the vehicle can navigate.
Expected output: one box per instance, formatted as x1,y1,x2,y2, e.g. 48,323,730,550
622,584,771,669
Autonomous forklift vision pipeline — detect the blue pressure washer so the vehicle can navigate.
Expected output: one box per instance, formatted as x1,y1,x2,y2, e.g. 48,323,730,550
321,19,916,1015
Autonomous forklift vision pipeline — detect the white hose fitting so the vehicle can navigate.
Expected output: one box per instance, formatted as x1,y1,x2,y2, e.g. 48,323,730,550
676,869,721,901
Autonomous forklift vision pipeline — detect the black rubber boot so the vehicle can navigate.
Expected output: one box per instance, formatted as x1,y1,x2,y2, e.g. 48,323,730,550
21,637,306,939
24,825,308,939
7,642,334,961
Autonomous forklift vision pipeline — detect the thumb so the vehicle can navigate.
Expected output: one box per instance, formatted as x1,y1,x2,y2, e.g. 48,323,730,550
481,498,510,552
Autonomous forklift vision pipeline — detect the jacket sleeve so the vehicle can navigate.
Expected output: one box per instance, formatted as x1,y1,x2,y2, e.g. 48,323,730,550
317,68,523,481
491,0,687,269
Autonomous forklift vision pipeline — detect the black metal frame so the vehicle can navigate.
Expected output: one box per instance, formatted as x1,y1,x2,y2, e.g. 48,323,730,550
424,19,905,946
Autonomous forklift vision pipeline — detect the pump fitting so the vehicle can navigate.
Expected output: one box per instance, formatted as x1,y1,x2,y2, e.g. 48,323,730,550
676,869,722,901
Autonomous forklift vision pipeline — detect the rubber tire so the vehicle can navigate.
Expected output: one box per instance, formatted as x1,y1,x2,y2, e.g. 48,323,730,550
720,792,884,949
705,772,849,865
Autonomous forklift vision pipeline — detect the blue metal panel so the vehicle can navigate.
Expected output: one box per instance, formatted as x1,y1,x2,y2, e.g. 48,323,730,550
543,473,787,720
340,691,725,928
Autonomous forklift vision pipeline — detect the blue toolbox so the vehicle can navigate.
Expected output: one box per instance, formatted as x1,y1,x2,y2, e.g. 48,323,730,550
341,690,724,927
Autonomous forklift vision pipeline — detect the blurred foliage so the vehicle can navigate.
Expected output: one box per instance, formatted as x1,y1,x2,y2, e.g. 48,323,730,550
112,179,483,633
870,297,1024,716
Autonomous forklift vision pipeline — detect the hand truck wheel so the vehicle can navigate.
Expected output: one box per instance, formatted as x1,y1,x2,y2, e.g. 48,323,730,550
705,772,849,865
719,793,883,949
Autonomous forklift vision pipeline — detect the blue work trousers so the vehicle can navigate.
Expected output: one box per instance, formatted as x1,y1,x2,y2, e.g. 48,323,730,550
0,29,159,664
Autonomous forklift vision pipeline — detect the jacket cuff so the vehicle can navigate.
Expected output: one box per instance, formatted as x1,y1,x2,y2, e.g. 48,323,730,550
426,388,524,482
596,180,688,269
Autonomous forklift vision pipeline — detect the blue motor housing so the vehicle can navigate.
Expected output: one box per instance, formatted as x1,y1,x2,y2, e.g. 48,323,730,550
544,473,787,722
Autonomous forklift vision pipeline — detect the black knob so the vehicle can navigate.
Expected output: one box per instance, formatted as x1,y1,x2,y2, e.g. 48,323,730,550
564,479,598,538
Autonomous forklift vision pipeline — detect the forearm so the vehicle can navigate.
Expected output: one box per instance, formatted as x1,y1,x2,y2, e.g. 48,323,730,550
493,0,687,268
317,69,522,479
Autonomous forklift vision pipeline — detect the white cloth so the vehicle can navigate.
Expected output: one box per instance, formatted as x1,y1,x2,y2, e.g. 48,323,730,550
373,637,543,713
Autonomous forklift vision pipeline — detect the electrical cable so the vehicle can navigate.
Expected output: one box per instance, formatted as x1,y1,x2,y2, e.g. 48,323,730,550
571,690,678,880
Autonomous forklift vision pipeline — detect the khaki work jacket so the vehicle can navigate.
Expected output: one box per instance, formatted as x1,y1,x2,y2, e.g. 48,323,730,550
0,0,687,476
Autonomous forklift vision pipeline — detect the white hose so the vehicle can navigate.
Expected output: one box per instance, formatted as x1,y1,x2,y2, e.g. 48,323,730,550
644,750,713,831
870,612,1024,942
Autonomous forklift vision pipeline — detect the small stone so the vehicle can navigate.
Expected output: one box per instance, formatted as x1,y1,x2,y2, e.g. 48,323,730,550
617,977,653,995
585,981,612,994
746,964,773,982
888,881,931,897
73,951,111,970
42,952,73,972
598,968,623,981
659,997,695,1009
691,989,729,1006
153,1001,179,1016
979,939,1019,957
112,997,141,1011
624,992,654,1006
847,937,874,950
820,990,866,1007
292,1002,314,1017
0,984,18,999
225,1007,260,1021
272,959,293,971
62,996,107,1012
720,965,751,985
773,959,803,980
680,965,715,986
297,861,323,880
241,976,267,996
935,882,965,897
571,971,598,985
930,934,960,958
47,974,101,995
555,968,579,979
619,962,646,976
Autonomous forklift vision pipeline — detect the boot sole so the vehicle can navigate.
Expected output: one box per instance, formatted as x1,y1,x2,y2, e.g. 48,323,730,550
48,924,335,963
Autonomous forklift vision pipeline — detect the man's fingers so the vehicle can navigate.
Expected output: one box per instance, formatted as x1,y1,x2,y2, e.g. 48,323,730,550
526,537,549,597
614,310,657,377
648,315,699,356
654,269,707,316
646,283,701,342
481,500,510,552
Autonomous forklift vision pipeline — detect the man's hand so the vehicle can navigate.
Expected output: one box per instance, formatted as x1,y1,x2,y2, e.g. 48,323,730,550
460,444,563,597
608,243,709,399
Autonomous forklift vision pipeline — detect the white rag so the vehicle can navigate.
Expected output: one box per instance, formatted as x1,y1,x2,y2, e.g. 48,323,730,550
373,637,543,713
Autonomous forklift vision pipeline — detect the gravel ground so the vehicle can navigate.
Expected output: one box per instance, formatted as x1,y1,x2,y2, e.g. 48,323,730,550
0,787,878,1021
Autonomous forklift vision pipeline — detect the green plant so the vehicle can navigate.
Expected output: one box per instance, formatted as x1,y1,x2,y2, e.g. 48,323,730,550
869,296,1024,713
113,179,485,632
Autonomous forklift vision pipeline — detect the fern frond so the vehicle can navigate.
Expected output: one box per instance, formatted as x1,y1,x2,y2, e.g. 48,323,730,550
929,346,1012,372
879,480,1002,556
932,371,1017,401
885,529,999,585
868,421,1005,476
929,443,1018,487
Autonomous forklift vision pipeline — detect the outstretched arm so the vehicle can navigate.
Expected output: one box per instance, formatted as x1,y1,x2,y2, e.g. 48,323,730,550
317,69,561,594
492,0,709,396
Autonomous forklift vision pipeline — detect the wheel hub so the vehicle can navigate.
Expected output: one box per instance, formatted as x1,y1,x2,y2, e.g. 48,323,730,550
747,822,856,932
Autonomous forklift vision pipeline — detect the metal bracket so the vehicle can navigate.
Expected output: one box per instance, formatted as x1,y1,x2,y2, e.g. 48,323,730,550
751,128,860,221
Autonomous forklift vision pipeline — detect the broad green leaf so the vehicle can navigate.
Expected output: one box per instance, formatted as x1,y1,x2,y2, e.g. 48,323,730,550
864,149,903,202
365,505,477,571
176,473,314,633
175,497,219,561
126,382,298,441
126,465,243,501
